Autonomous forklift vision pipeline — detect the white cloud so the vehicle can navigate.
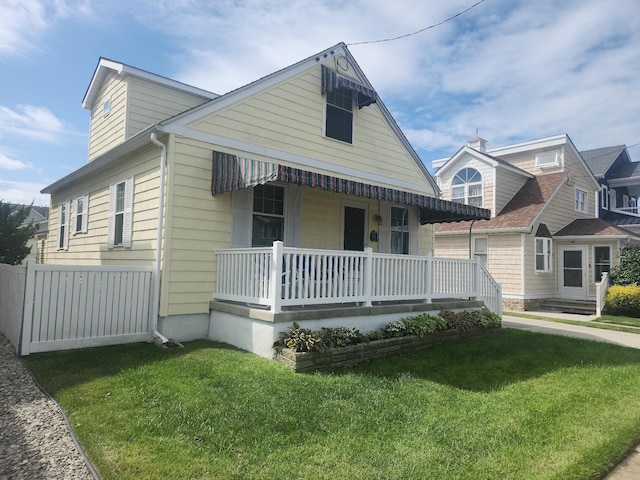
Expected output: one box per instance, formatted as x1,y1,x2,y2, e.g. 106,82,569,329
0,178,49,206
0,0,92,58
0,152,32,171
0,105,72,144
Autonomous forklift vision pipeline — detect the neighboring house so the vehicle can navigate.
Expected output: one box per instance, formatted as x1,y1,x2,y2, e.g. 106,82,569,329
41,43,491,356
432,134,640,312
581,145,640,234
8,204,48,264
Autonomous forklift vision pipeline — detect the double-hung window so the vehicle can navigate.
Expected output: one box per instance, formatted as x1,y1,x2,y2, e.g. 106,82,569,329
535,237,552,273
252,184,284,247
473,237,488,266
108,177,133,248
575,188,587,213
593,246,611,282
73,194,88,234
57,201,70,251
325,88,353,144
390,206,409,255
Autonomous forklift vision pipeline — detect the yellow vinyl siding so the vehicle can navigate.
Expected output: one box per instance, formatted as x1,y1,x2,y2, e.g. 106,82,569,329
437,155,493,211
487,234,523,296
47,145,161,266
127,77,211,138
88,72,127,161
495,169,528,214
188,66,432,192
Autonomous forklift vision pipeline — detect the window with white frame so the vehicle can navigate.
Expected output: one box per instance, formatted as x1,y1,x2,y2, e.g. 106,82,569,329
535,151,559,167
535,237,552,273
73,194,88,234
103,98,111,117
623,194,629,209
252,184,284,247
609,188,617,209
325,88,353,144
600,185,609,210
57,201,70,251
390,206,409,255
593,246,611,282
451,168,483,207
575,188,587,213
108,177,133,248
473,237,488,266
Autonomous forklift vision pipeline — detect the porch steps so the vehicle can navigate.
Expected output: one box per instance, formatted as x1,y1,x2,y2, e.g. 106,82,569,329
538,299,596,316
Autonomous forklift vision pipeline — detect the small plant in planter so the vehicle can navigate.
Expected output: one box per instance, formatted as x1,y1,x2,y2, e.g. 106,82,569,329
274,322,322,352
319,326,363,349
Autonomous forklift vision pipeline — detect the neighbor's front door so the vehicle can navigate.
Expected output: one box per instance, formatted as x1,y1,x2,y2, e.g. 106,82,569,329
344,206,365,251
559,246,588,299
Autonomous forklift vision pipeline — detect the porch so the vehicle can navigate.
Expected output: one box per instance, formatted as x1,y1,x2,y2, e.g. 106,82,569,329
209,242,501,357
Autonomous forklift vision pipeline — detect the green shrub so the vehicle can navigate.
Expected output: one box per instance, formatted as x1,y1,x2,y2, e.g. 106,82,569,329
479,308,502,328
382,320,407,338
319,326,363,349
274,322,322,352
402,314,447,337
610,246,640,285
603,284,640,317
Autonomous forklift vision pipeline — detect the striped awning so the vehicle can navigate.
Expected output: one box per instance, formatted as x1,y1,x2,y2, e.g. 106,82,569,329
211,151,490,224
321,65,376,109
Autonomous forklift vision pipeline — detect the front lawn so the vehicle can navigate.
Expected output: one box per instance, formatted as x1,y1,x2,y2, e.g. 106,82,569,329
25,330,640,480
597,315,640,328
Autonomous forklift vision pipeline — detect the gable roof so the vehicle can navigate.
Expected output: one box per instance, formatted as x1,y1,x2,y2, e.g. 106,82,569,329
436,172,567,233
82,58,219,109
45,44,441,199
580,145,626,179
554,218,640,240
156,43,440,195
435,145,532,179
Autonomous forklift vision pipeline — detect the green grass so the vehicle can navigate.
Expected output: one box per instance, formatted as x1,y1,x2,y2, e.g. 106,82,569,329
25,330,640,480
597,315,640,328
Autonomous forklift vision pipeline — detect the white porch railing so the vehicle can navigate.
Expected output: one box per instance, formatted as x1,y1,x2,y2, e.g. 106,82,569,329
215,242,502,315
595,271,610,317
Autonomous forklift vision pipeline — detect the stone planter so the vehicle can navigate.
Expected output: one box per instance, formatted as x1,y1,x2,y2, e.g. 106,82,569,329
274,326,501,373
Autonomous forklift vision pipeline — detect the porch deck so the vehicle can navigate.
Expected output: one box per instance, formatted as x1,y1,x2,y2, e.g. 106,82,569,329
210,243,501,358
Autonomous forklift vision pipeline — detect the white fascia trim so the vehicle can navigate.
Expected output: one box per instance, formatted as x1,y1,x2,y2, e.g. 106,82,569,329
608,176,640,187
487,134,569,156
164,125,435,195
554,235,632,241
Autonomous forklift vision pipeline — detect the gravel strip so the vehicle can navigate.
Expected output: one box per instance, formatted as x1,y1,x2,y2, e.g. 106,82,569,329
0,334,94,480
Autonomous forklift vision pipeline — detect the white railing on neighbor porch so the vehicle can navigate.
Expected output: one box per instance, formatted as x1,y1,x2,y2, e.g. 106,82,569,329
595,271,609,317
215,242,502,316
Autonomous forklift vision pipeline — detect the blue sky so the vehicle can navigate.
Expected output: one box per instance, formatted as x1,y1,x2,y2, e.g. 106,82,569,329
1,0,639,206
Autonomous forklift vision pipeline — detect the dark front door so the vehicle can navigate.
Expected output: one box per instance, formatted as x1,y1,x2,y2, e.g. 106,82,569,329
344,206,365,251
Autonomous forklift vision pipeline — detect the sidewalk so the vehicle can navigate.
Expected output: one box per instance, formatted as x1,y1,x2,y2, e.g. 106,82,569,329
502,312,640,479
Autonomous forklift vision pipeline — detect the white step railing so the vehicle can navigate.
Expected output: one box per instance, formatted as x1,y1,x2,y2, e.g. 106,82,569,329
215,241,502,315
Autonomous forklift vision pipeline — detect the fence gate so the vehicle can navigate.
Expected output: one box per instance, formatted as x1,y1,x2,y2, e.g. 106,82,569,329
20,262,153,355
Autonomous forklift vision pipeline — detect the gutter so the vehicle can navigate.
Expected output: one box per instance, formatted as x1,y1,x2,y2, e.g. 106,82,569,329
149,132,171,346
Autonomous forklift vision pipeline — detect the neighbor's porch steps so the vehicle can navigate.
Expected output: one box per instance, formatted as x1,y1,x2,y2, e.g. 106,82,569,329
538,298,596,315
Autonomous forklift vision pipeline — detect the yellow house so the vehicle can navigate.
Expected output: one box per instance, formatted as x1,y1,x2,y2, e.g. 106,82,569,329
42,44,492,356
433,134,640,313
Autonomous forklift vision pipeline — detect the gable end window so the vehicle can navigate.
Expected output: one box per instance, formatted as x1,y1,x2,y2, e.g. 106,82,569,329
451,168,483,207
600,185,609,210
325,88,353,144
575,188,587,213
536,151,558,167
73,194,89,234
57,201,70,251
108,177,133,248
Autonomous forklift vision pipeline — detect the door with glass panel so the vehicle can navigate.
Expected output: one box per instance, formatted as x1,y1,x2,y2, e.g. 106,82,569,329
559,246,587,299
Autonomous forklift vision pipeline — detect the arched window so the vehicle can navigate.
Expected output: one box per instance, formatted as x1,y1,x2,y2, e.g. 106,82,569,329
451,168,483,207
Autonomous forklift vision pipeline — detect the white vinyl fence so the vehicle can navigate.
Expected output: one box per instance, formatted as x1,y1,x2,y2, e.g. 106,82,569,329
0,261,153,355
0,263,27,351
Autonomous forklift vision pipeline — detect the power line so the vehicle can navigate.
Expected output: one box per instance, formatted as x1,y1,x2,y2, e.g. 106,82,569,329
347,0,487,46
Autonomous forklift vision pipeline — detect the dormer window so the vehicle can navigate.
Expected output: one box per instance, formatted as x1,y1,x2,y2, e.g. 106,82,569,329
451,168,483,207
536,151,559,167
325,89,353,144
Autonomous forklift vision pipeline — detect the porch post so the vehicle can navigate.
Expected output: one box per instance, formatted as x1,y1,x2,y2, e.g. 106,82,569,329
363,247,373,307
473,257,481,300
424,253,433,303
270,241,283,313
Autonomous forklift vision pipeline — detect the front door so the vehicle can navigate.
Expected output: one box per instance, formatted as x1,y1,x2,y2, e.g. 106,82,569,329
344,206,365,251
559,246,588,299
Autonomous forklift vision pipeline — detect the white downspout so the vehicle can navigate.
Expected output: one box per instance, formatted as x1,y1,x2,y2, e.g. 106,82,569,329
150,132,170,345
